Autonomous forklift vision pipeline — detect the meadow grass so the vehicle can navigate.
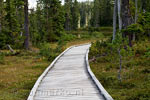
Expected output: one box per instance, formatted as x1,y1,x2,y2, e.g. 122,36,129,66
0,52,50,100
89,41,150,100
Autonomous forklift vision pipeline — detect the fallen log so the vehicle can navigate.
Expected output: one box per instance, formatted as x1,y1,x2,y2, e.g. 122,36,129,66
7,45,15,54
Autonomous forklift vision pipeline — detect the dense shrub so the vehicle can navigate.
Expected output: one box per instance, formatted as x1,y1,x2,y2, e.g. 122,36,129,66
124,24,144,40
0,33,7,49
138,12,150,37
89,40,109,58
100,27,113,32
90,31,104,38
59,33,76,42
39,43,58,61
0,32,24,49
89,39,150,100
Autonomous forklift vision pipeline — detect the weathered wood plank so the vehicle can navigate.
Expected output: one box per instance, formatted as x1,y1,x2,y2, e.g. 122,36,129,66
29,44,106,100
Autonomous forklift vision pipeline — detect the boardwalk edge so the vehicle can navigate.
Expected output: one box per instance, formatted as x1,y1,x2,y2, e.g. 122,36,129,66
27,45,75,100
85,45,114,100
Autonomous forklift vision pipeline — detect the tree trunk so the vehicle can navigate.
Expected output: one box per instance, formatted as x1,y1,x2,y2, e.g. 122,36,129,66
129,34,132,47
95,9,99,27
118,48,122,82
0,6,1,32
148,30,150,41
78,15,81,29
65,14,71,31
7,45,15,53
85,13,88,27
133,33,136,41
122,0,132,46
121,0,132,29
135,0,138,23
0,0,3,32
113,0,117,41
24,0,29,50
0,20,1,32
118,0,122,30
134,0,137,42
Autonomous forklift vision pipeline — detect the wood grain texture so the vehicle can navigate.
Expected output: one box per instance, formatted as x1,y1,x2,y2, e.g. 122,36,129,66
29,44,106,100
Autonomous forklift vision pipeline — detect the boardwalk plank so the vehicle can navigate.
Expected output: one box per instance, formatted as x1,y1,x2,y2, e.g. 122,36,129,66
32,44,105,100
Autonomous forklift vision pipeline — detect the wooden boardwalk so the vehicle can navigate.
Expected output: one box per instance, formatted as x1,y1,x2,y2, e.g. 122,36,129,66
28,44,113,100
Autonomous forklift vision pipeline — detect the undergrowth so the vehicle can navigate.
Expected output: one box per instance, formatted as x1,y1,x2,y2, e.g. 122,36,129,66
89,40,150,100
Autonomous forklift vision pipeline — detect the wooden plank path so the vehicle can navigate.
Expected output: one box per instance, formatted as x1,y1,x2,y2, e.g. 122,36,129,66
28,44,113,100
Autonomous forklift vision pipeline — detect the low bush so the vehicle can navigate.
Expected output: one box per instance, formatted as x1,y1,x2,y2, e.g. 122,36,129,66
39,43,58,61
59,33,77,42
90,31,104,38
89,37,150,100
100,27,113,32
133,42,147,55
89,40,109,58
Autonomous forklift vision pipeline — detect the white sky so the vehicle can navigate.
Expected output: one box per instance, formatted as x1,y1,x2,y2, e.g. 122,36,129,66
29,0,37,8
29,0,93,8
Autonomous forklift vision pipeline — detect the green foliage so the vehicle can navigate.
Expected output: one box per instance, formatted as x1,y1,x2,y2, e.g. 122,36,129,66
89,40,108,58
133,41,150,56
129,0,136,18
91,0,113,26
33,0,65,42
144,51,150,58
64,0,73,30
126,24,143,34
0,33,8,49
56,33,77,52
89,40,150,100
126,89,150,100
90,33,134,82
90,31,104,38
39,43,58,61
0,0,24,49
71,0,80,30
39,43,50,56
59,33,77,42
138,12,150,35
112,33,133,57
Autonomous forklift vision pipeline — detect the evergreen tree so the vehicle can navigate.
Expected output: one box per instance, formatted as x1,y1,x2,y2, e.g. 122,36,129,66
64,0,72,31
4,0,21,47
37,0,65,41
24,0,30,49
29,9,38,46
79,2,86,27
0,0,3,32
36,2,46,42
91,0,113,27
79,1,92,27
71,0,79,30
0,0,6,48
91,0,100,27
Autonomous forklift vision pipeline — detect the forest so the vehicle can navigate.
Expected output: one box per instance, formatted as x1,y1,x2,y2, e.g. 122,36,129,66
0,0,150,100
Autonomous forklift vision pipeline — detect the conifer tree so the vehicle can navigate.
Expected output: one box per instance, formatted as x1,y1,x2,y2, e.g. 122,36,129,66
24,0,30,49
72,0,79,30
5,0,20,45
37,0,65,41
64,0,72,31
